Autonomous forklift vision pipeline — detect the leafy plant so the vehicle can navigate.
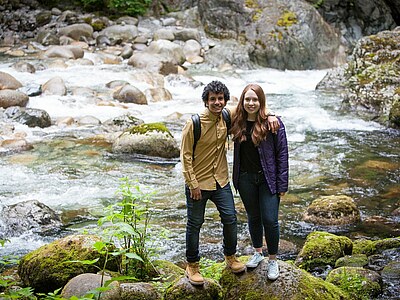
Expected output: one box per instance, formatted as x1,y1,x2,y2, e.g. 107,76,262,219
97,177,159,281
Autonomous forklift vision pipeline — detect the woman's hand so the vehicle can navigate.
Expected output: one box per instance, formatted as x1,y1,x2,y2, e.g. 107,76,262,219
267,115,280,133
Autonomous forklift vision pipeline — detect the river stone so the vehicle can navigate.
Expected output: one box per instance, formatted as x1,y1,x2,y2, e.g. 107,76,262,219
42,76,67,95
112,84,147,104
99,24,138,43
295,231,353,271
4,106,51,128
0,89,29,108
0,200,61,237
220,259,347,300
61,273,120,299
58,23,94,41
11,61,36,73
0,71,23,90
112,123,180,159
43,45,84,59
18,234,119,293
144,87,173,102
303,195,361,225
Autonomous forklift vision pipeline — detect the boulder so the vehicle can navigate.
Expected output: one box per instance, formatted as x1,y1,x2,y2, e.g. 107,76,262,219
18,234,119,293
42,76,67,96
4,106,51,128
220,259,347,300
61,273,120,299
0,89,29,108
295,231,353,271
0,71,23,90
112,84,147,105
58,23,94,41
0,200,61,237
326,266,382,299
164,277,222,300
303,195,361,225
112,123,180,159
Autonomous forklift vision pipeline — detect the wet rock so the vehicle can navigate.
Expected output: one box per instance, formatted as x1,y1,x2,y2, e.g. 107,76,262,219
43,45,84,59
103,114,144,132
58,23,94,41
144,87,173,102
303,195,361,225
99,24,138,43
0,200,62,237
41,76,67,95
112,84,147,105
112,123,180,159
0,71,23,90
4,106,51,128
11,61,36,73
0,89,29,108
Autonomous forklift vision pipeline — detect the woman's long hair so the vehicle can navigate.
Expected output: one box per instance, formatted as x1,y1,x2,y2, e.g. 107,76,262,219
231,84,269,146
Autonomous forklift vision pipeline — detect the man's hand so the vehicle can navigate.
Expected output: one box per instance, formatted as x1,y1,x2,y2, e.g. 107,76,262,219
190,187,202,200
267,115,279,133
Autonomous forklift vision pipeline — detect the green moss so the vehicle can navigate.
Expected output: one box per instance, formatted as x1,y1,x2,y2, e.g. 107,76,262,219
295,231,353,271
335,254,368,268
326,267,381,300
374,237,400,251
295,269,349,300
128,122,172,138
312,0,324,9
277,10,298,28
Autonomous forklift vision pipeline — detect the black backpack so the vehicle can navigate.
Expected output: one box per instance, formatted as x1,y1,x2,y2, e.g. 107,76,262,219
191,108,231,160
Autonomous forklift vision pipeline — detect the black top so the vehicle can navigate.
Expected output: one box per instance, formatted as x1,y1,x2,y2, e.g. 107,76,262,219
239,121,262,173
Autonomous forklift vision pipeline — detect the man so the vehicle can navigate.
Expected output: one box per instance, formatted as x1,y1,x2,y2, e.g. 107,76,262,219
180,80,278,285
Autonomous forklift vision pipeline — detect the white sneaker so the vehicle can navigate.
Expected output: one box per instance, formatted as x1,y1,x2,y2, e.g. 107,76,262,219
267,259,279,280
246,252,264,268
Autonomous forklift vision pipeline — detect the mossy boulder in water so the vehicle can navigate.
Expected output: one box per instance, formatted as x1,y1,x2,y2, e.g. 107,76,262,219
18,234,119,293
326,266,382,299
303,195,361,225
295,231,353,271
112,122,180,158
220,260,348,300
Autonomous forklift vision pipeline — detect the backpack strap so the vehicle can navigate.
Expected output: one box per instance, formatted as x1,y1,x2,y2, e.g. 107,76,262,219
191,108,231,161
191,114,201,161
222,108,231,132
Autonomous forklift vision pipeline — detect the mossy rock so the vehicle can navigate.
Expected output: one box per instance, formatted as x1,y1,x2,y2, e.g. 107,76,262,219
153,259,185,283
164,276,223,300
303,195,360,225
374,237,400,252
112,123,180,158
295,231,352,271
335,254,368,268
18,234,119,293
220,260,348,300
352,238,376,256
326,266,382,300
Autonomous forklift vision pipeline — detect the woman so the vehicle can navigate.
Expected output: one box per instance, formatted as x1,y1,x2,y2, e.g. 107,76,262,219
231,83,289,280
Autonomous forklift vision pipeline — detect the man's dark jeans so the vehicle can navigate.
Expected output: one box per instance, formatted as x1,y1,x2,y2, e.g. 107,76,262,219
185,183,237,263
238,171,280,255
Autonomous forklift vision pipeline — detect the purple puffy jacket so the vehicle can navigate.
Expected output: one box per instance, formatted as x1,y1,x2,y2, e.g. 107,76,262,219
232,117,289,194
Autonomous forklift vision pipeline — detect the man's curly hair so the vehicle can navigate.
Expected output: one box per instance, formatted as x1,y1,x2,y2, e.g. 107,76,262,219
201,80,230,106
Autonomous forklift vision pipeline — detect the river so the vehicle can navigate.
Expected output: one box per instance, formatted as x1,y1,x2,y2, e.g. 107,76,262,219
0,53,399,265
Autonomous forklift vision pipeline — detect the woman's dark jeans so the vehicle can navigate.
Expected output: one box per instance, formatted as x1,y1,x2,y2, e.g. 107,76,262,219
238,171,280,255
185,182,237,263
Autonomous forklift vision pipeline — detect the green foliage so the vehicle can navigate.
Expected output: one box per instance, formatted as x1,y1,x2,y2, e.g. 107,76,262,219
199,257,224,281
97,177,159,281
312,0,324,9
329,268,372,300
128,122,173,137
78,0,151,16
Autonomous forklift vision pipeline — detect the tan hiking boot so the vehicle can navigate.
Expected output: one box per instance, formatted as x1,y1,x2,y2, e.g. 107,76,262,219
185,262,204,285
225,254,246,273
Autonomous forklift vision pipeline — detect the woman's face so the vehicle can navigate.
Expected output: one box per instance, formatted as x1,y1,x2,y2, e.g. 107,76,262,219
243,89,260,118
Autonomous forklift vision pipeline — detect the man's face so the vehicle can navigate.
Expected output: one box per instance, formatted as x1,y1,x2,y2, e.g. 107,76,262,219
206,92,226,115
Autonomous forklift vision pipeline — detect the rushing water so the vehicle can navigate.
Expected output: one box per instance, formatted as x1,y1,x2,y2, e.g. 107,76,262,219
0,54,399,266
